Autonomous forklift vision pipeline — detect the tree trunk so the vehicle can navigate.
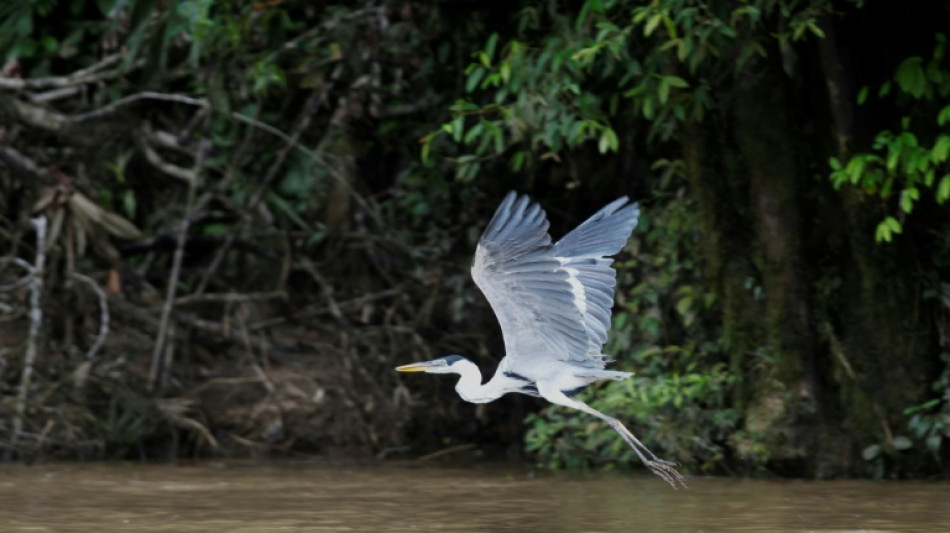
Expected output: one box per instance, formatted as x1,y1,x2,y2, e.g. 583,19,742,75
681,123,762,408
730,55,818,473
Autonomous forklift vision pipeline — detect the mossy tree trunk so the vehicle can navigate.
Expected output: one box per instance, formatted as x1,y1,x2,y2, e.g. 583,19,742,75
731,53,819,472
681,123,763,411
681,21,938,474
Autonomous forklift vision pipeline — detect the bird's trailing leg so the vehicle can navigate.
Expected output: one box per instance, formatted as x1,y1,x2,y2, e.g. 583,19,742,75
541,385,687,489
579,402,686,489
606,413,686,489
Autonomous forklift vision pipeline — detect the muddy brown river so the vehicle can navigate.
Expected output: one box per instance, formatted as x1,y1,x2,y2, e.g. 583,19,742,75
0,461,946,532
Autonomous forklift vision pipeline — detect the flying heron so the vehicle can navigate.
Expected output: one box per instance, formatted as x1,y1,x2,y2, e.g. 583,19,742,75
396,192,686,489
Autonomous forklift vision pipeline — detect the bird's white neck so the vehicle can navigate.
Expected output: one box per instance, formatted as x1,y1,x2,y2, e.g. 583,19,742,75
452,359,510,404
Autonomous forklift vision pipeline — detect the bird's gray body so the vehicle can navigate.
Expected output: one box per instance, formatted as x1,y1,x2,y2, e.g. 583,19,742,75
396,192,686,489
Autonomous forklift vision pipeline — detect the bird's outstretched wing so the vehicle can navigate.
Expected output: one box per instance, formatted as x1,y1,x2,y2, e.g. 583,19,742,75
471,192,639,370
553,196,640,357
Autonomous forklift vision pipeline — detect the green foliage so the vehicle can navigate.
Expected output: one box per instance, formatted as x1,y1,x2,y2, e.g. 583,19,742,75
0,0,109,65
423,0,838,188
830,34,950,242
903,278,950,458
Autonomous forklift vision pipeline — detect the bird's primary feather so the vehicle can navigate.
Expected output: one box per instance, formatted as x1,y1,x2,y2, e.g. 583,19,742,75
471,192,640,372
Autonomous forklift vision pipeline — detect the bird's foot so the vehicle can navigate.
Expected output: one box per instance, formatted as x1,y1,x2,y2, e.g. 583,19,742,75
645,459,688,490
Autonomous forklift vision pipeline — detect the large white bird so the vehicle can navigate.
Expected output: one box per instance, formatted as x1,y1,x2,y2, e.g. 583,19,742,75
396,192,685,489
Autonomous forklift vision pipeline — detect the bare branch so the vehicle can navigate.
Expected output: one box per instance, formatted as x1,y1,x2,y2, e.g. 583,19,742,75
136,132,199,185
0,144,51,181
149,123,208,392
0,54,124,91
26,86,81,104
9,216,47,458
174,290,286,306
72,91,208,123
142,124,209,156
0,97,69,132
0,256,33,292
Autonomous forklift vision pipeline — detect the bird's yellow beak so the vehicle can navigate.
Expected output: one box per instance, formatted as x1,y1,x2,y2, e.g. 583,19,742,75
395,360,442,372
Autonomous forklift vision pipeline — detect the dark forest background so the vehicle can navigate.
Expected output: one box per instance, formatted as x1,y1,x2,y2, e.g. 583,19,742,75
1,0,949,479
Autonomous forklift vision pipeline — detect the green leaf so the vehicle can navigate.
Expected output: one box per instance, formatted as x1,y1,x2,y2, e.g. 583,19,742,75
644,14,661,37
857,86,869,105
939,105,950,126
895,57,926,98
932,135,950,162
662,14,677,38
881,176,894,197
451,116,464,142
875,217,902,243
846,156,867,184
266,191,310,230
677,37,691,62
892,435,912,451
485,33,499,62
886,147,900,173
885,216,902,234
420,139,431,164
658,77,670,104
511,151,525,172
598,130,610,154
463,121,484,145
491,125,504,153
642,96,654,119
900,187,918,213
926,434,942,453
465,68,485,93
665,75,689,89
604,127,619,151
675,296,693,316
879,81,892,98
862,444,881,461
500,61,511,83
937,175,950,203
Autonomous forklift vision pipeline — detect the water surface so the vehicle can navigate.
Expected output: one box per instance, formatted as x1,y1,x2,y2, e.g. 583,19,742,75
0,461,946,532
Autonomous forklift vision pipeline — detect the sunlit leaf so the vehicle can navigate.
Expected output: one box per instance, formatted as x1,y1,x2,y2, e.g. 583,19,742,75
927,435,942,452
939,105,950,126
937,175,950,203
644,14,661,37
861,444,881,461
892,435,913,450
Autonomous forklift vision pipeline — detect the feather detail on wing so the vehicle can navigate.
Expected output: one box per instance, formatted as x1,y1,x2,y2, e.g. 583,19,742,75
553,197,640,358
471,192,640,370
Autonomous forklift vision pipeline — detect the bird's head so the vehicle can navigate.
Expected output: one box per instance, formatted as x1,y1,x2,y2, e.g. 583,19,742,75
395,355,470,375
